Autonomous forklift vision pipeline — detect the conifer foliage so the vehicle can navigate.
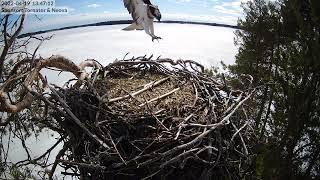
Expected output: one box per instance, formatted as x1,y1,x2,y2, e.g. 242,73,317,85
230,0,320,179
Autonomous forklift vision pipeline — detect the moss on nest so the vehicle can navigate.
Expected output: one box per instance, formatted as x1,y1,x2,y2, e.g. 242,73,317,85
95,71,196,117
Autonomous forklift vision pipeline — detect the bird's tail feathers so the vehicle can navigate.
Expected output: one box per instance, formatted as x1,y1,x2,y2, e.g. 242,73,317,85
122,23,144,31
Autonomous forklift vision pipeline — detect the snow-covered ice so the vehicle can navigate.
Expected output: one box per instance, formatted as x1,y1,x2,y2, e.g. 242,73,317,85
30,23,237,66
27,23,238,84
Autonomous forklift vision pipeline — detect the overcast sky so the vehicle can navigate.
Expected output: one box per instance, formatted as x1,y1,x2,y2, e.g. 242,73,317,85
23,0,250,32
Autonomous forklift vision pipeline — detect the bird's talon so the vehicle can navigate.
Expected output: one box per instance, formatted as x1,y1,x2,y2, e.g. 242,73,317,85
152,36,162,42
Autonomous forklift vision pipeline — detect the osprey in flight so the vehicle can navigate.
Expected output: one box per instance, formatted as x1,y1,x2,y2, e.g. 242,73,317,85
123,0,162,41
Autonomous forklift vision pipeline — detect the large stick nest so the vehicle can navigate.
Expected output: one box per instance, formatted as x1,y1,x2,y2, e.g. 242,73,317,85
1,55,255,179
47,56,255,180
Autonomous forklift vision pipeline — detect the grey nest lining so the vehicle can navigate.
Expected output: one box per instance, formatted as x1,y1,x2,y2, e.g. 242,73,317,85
49,56,255,180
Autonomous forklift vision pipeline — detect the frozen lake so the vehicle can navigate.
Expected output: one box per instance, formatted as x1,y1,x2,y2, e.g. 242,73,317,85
30,23,237,66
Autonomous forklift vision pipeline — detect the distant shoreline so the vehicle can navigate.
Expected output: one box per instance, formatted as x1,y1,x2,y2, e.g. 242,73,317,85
18,20,240,39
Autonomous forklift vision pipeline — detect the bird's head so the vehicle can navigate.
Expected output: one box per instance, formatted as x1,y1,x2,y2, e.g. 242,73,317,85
149,5,161,21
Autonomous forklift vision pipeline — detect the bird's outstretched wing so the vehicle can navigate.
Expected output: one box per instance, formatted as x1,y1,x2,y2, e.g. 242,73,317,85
123,0,146,22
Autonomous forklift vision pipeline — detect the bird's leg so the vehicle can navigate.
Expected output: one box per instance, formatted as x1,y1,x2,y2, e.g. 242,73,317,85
150,22,162,42
144,29,161,42
143,24,154,39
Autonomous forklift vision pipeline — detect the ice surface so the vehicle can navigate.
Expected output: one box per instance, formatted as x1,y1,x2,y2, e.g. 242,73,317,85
26,23,237,85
